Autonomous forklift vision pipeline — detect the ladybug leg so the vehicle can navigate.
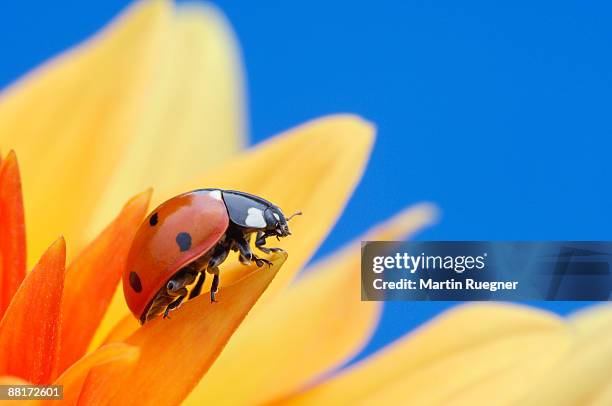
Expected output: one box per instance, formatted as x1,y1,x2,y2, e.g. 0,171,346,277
255,231,285,254
254,232,270,254
234,233,272,267
208,243,230,269
208,267,220,302
237,234,253,265
233,234,254,261
188,272,205,300
163,288,188,319
166,271,197,293
254,256,273,267
238,254,251,266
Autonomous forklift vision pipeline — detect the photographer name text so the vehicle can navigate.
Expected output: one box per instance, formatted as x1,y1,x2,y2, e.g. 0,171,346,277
371,252,519,292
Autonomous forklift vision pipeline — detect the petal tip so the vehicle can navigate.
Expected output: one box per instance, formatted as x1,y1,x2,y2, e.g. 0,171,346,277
408,202,441,227
129,188,153,207
327,113,376,142
51,236,67,254
365,202,440,243
4,150,18,163
176,1,222,15
174,1,237,38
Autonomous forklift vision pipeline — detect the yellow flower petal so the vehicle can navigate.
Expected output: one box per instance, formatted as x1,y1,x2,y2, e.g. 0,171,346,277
288,304,569,405
514,304,612,406
519,340,612,406
92,115,374,348
568,303,612,337
0,0,243,264
86,2,245,244
185,203,438,405
49,343,139,406
110,253,287,405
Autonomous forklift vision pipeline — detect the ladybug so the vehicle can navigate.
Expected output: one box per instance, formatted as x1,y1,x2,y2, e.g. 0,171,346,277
122,189,301,324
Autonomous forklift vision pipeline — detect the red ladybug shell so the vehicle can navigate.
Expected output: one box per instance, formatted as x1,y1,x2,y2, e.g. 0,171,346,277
123,189,229,319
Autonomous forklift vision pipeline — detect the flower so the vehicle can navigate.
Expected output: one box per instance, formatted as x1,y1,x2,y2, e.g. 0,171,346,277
0,1,610,405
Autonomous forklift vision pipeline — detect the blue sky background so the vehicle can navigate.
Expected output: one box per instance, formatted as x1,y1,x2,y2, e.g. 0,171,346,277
1,1,610,359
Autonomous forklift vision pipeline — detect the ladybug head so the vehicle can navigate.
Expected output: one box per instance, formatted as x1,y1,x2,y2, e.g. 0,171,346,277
264,206,302,237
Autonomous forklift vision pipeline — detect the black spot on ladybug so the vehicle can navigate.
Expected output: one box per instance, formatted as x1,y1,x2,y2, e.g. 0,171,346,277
129,272,142,293
176,232,192,252
149,212,158,226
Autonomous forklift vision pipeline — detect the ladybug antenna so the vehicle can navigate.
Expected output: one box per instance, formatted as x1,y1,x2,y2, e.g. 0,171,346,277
286,211,302,221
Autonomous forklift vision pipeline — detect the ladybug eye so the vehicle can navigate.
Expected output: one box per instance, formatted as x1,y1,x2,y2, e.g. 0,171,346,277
167,280,178,291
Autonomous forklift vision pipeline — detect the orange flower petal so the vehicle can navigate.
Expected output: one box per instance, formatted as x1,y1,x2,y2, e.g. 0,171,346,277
49,343,139,406
90,286,133,350
185,203,438,405
75,347,140,405
110,252,287,405
0,238,65,384
57,190,150,375
101,314,140,345
0,151,26,317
